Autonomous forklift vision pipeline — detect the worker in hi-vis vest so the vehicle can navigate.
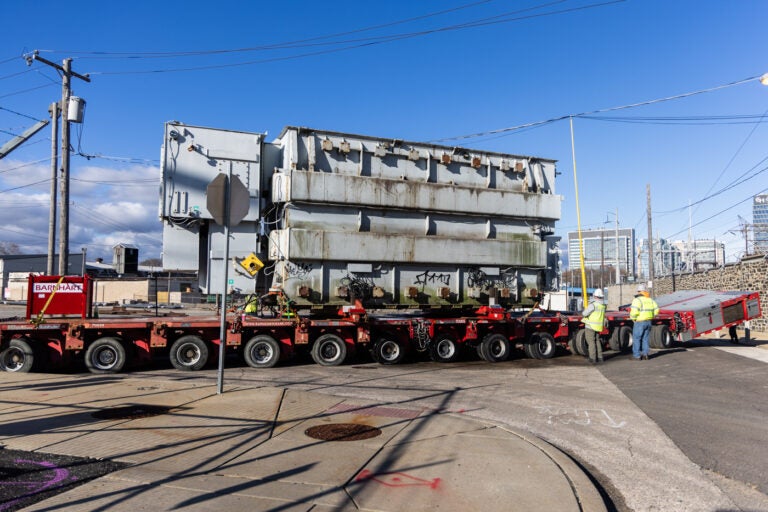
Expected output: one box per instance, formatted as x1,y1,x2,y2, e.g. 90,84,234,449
581,288,606,363
629,283,659,360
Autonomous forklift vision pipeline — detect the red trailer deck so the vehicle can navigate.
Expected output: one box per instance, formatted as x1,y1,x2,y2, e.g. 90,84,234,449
0,275,761,373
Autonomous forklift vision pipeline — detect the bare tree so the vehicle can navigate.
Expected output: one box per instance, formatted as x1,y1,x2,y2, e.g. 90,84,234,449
0,242,22,255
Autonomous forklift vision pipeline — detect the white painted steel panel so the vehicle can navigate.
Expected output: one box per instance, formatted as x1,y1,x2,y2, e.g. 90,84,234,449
268,229,545,267
282,204,536,239
273,170,561,221
161,123,262,221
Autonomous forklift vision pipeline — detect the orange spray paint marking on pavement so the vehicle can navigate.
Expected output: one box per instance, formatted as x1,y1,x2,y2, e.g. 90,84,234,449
355,469,441,489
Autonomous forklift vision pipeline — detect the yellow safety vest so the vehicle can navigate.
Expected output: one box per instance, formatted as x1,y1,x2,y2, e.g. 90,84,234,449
244,294,258,314
630,295,658,322
585,302,606,332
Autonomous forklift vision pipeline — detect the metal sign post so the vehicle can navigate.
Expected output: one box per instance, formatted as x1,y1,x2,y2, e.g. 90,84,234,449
206,163,250,395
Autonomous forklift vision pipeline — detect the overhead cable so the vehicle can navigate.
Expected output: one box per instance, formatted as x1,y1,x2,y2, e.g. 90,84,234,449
77,1,624,75
50,0,497,58
0,105,47,122
431,74,765,142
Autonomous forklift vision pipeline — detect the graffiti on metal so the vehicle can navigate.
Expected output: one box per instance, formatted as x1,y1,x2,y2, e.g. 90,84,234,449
414,271,451,288
286,262,313,279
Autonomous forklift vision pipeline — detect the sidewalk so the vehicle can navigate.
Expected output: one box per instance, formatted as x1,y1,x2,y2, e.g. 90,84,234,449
0,372,606,512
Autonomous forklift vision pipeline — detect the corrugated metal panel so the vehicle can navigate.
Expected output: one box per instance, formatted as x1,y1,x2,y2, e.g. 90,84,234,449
269,228,545,266
272,170,560,221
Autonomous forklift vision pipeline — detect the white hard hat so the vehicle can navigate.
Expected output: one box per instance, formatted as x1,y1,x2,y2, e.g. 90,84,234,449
637,283,647,293
593,289,604,298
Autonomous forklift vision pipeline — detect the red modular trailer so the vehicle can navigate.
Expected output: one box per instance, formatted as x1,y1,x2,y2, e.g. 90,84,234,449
0,275,762,373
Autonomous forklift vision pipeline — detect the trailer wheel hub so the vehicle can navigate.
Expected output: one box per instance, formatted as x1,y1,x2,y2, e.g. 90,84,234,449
305,423,382,441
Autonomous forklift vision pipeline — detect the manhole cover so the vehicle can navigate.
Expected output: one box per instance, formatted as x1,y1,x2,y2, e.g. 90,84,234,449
305,423,382,441
92,405,170,420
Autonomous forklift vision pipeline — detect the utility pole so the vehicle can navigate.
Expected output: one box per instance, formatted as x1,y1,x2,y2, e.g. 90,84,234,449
646,184,654,294
47,102,59,275
28,53,90,275
600,229,605,289
614,208,620,285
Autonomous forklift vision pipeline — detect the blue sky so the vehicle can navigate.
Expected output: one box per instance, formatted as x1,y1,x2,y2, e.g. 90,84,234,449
1,0,767,265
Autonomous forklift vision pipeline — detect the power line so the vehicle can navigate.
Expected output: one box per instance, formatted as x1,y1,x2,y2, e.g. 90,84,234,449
53,0,497,59
72,177,156,185
0,54,26,66
655,157,768,215
431,73,765,143
680,107,768,236
0,83,57,99
0,105,46,122
0,67,35,81
663,188,768,240
78,1,624,75
0,177,51,194
0,157,52,173
0,224,50,241
579,113,768,125
71,203,162,241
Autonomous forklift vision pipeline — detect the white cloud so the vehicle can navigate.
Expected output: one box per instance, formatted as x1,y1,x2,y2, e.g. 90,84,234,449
0,158,163,262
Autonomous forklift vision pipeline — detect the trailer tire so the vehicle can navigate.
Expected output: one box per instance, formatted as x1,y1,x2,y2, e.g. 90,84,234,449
479,333,511,362
567,336,578,356
569,329,587,355
527,332,556,359
0,338,35,373
608,328,621,351
372,337,405,365
429,336,460,363
85,337,126,373
243,335,281,368
169,335,209,371
618,326,633,352
651,325,673,349
311,334,347,366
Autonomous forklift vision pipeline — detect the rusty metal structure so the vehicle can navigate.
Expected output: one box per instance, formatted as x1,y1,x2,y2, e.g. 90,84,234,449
160,123,562,307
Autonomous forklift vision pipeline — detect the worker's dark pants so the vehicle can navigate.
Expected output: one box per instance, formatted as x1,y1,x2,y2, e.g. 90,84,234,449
586,328,603,362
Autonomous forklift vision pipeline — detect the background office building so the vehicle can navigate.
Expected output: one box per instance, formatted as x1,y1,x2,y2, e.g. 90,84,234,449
753,194,768,254
567,228,636,281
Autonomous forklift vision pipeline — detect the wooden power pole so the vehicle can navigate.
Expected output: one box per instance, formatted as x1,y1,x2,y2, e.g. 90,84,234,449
28,53,90,275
